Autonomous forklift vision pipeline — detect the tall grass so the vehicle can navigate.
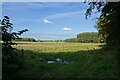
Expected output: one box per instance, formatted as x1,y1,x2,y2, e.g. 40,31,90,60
11,42,118,78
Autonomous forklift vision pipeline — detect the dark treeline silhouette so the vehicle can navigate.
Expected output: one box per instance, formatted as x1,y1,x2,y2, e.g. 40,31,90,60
38,40,64,42
15,37,37,42
15,37,65,42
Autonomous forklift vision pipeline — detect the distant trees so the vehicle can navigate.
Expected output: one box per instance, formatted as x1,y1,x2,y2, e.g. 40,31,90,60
15,37,37,42
64,38,78,42
77,32,103,43
38,40,64,42
65,32,104,43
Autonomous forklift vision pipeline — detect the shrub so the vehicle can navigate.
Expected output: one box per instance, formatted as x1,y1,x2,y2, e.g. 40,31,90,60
1,16,28,79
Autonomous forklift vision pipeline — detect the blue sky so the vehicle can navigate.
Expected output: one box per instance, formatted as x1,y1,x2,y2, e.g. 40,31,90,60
2,2,100,40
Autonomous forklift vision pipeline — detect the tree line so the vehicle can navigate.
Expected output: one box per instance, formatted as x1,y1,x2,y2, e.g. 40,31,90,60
65,32,104,43
15,37,37,42
16,32,104,43
15,38,64,42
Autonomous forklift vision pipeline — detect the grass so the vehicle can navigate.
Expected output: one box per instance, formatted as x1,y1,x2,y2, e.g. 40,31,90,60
11,42,119,78
14,42,101,53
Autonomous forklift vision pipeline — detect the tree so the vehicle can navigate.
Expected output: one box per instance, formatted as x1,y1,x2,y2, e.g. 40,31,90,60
64,32,102,43
0,16,28,79
64,38,78,42
85,2,120,47
77,32,101,43
15,37,37,42
85,1,120,77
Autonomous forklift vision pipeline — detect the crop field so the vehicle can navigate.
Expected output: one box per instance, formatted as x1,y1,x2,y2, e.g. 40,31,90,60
15,42,101,53
11,42,118,78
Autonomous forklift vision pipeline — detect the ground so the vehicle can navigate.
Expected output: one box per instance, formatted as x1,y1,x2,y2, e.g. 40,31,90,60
11,42,118,78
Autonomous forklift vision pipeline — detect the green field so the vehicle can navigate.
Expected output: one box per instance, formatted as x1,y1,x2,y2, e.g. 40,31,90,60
11,42,118,78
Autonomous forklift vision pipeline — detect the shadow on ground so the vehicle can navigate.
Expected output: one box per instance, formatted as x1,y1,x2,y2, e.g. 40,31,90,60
10,48,119,79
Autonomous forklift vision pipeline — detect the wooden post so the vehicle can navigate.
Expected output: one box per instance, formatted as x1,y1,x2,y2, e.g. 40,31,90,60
21,49,24,56
21,49,24,68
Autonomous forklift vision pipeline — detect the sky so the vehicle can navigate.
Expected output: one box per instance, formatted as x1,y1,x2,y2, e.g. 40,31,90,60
2,2,100,40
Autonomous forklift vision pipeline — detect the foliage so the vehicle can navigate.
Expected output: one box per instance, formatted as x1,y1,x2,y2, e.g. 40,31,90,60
0,16,28,79
77,32,103,43
37,40,64,42
85,2,120,47
64,38,78,42
85,2,120,77
15,37,37,42
65,32,104,43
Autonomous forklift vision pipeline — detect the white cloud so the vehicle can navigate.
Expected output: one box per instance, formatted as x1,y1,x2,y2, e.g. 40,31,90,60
43,19,53,24
63,28,72,31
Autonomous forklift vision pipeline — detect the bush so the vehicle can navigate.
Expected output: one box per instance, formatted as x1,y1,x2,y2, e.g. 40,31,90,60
1,16,28,79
